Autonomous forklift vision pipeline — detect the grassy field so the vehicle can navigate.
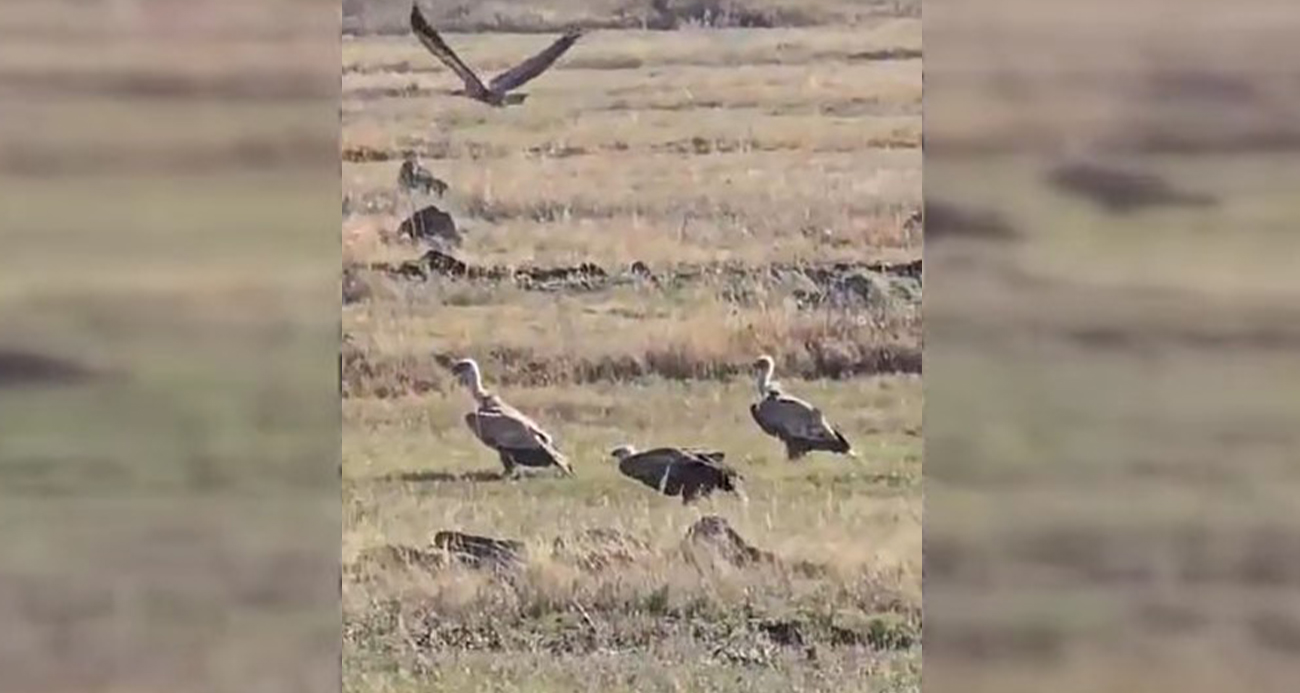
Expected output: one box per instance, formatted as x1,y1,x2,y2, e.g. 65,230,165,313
341,4,922,691
924,0,1300,691
0,2,339,690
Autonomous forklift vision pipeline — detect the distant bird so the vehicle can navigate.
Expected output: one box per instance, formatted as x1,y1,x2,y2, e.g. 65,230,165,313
749,355,855,461
1046,160,1217,214
450,358,573,477
610,444,744,504
411,3,583,107
398,152,448,197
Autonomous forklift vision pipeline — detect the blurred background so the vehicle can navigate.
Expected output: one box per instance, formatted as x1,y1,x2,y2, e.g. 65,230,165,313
925,0,1300,690
0,1,340,691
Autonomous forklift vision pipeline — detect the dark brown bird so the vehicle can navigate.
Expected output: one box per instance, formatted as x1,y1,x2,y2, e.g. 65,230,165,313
396,203,461,247
410,3,583,107
610,445,745,504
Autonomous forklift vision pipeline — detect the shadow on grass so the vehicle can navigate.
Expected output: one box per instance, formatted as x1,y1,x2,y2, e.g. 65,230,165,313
376,469,507,484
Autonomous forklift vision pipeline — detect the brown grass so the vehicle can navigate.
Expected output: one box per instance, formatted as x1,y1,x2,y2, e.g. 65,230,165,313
343,10,921,690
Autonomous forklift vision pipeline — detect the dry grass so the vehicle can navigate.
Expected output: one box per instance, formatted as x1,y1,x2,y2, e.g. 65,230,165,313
342,8,922,691
1,3,339,691
925,0,1300,690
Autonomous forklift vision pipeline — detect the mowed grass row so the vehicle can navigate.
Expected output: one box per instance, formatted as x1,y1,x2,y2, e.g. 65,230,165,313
341,25,921,270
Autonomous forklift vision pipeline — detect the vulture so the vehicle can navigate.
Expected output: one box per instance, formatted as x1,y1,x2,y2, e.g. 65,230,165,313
610,445,744,504
450,358,573,477
411,3,584,107
396,203,462,247
749,355,855,460
398,152,448,197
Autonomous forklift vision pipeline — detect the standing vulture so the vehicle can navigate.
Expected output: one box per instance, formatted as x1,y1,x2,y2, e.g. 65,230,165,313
411,3,584,107
450,358,573,477
610,445,744,504
749,355,855,460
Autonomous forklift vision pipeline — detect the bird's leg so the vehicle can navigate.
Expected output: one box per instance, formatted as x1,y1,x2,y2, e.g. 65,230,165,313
784,441,802,461
497,451,517,478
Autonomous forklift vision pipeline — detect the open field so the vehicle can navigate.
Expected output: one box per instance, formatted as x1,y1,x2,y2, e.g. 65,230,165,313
1,2,339,690
341,3,922,690
925,0,1300,690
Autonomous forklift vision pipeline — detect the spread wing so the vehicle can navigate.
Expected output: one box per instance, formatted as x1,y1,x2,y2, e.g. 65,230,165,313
620,448,736,495
410,4,489,97
488,30,583,93
682,448,726,464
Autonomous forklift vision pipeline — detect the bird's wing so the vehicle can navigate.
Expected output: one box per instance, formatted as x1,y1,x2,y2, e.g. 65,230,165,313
683,450,739,479
750,402,783,437
619,449,678,491
488,30,583,93
763,395,842,442
683,448,726,464
491,400,554,445
410,4,489,96
465,406,548,450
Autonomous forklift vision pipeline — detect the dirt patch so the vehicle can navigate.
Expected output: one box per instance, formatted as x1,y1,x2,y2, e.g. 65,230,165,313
340,132,918,165
366,249,920,303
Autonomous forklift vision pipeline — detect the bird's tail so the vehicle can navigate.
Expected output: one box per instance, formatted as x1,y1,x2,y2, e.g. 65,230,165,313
548,444,575,477
833,430,854,456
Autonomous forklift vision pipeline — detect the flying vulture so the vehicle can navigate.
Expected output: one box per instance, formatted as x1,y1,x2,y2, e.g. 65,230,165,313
411,3,583,107
610,444,744,504
749,355,855,460
450,358,573,477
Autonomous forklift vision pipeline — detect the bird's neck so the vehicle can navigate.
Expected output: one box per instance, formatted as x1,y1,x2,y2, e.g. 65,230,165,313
463,369,489,402
756,367,778,397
